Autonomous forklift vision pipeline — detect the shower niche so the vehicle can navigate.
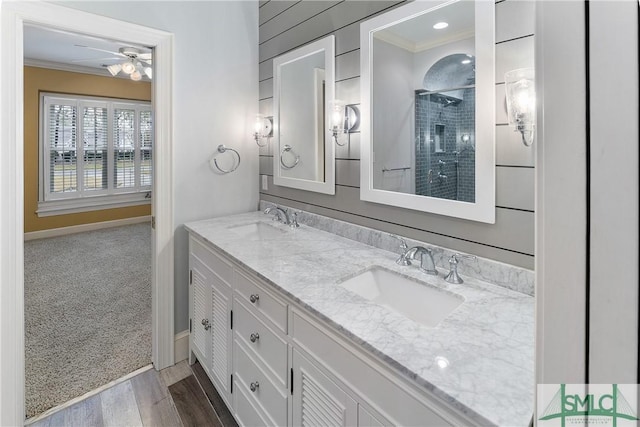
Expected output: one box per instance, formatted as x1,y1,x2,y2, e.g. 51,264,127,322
415,53,476,203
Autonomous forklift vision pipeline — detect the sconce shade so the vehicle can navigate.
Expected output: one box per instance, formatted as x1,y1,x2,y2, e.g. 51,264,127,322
331,100,346,131
130,70,142,81
505,68,535,146
330,100,360,146
107,63,122,76
253,114,273,147
121,60,137,75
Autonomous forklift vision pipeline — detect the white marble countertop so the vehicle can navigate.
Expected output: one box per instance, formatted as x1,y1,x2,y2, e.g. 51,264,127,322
185,211,534,426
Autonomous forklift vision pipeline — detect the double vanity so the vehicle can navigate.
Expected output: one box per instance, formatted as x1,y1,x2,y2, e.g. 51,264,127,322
185,208,534,426
187,0,534,424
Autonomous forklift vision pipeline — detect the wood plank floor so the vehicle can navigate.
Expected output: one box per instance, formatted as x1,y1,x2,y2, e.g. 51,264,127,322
26,360,208,427
191,362,238,427
169,376,221,427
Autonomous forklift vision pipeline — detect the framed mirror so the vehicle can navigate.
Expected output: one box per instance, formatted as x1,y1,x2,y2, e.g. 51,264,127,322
273,35,336,195
360,1,495,223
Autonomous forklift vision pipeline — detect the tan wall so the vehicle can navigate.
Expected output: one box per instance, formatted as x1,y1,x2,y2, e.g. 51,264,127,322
24,66,152,233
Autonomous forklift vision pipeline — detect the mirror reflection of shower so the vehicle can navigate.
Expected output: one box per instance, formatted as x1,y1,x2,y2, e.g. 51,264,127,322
415,53,476,203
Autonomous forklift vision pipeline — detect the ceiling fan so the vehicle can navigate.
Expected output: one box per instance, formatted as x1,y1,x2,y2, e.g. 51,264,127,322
74,44,152,81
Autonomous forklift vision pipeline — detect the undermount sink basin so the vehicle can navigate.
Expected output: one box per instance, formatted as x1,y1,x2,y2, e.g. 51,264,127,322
228,221,287,239
339,267,463,327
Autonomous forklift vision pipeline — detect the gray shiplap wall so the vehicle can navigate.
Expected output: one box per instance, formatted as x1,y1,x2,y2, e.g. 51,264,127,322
258,0,535,269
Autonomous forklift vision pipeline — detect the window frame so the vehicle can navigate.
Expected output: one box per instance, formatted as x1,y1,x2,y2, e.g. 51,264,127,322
38,93,152,216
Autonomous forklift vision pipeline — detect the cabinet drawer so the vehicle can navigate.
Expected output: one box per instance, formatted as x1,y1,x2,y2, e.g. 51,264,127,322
234,298,288,387
234,384,270,427
291,310,455,426
190,236,233,287
234,270,287,333
234,340,287,426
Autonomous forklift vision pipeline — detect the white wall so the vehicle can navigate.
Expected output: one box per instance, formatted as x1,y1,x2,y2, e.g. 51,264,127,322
53,0,259,333
536,0,587,385
536,0,639,388
279,51,325,181
372,38,414,193
588,0,638,383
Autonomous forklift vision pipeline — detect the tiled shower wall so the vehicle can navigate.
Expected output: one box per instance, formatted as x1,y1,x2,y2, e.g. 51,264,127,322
415,88,476,202
258,0,536,269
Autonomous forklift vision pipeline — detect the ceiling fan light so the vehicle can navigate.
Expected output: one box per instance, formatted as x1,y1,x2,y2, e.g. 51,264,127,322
130,70,142,81
144,67,153,79
122,61,136,74
107,63,122,76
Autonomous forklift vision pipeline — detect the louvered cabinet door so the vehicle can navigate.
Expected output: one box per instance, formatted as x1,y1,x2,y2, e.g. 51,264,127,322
210,274,232,400
191,257,211,368
292,349,357,427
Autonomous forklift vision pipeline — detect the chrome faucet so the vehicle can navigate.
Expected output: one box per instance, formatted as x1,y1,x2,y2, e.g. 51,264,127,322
264,204,291,225
405,246,438,276
444,253,476,284
392,235,437,275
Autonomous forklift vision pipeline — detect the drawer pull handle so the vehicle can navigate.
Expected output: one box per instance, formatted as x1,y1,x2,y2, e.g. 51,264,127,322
201,319,211,331
250,381,259,392
250,332,260,343
249,294,260,303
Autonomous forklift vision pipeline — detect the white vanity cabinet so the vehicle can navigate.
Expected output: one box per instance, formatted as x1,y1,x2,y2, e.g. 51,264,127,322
291,348,358,426
291,309,463,427
188,237,233,407
231,270,289,426
188,234,478,427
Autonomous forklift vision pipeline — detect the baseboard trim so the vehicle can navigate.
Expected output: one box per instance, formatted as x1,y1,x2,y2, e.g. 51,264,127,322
174,330,189,363
24,216,151,241
24,364,153,425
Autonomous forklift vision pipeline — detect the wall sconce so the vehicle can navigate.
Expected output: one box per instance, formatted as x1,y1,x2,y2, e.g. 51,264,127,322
254,114,273,147
505,68,536,146
330,100,360,146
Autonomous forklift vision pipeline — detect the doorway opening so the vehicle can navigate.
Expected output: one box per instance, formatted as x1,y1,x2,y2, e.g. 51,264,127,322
0,2,174,423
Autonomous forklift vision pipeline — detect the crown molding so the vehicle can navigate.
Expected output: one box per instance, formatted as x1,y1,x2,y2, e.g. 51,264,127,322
374,30,474,54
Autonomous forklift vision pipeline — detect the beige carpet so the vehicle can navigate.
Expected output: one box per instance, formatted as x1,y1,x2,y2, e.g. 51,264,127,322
24,223,152,418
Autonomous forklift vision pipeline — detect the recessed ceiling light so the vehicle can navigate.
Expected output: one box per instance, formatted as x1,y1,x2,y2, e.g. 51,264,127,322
433,22,448,30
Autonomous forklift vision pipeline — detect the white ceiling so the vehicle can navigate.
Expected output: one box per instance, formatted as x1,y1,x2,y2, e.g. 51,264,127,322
375,1,474,52
23,24,152,79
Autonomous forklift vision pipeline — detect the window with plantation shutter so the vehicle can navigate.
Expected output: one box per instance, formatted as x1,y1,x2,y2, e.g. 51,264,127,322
47,102,78,195
39,94,152,216
82,104,109,193
140,110,153,187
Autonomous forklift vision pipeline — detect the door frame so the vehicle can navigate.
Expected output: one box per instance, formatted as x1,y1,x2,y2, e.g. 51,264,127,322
0,2,175,423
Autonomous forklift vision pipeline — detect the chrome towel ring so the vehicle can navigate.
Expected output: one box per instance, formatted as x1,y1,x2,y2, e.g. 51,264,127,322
211,144,241,174
280,144,300,169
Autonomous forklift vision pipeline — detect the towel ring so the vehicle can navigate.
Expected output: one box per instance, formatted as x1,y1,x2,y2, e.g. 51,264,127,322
211,144,241,174
280,144,300,169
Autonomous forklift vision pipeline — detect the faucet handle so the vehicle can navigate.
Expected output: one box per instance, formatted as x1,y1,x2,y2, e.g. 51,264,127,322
445,253,476,284
390,235,412,265
449,253,476,264
290,212,299,228
390,234,408,251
